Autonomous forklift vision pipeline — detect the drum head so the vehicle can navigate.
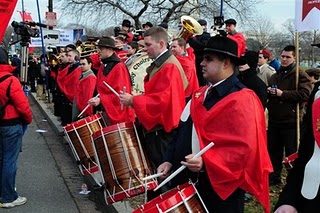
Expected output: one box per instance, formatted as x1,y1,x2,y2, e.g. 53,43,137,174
127,53,152,95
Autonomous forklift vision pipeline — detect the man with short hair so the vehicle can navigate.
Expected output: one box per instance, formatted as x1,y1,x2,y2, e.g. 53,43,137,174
267,45,312,185
257,49,276,85
72,57,96,121
88,37,134,125
57,49,82,125
158,36,272,213
224,18,246,57
119,27,188,177
171,38,199,98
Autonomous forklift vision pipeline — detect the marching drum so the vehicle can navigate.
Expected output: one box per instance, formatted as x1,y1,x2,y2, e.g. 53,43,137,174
133,182,209,213
126,53,152,95
92,122,157,204
64,113,106,180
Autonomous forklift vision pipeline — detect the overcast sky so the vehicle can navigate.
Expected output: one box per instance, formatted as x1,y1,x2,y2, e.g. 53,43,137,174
10,0,295,30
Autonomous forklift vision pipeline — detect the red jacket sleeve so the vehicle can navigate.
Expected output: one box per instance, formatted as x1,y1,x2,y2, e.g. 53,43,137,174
133,63,186,132
228,33,246,56
75,75,96,116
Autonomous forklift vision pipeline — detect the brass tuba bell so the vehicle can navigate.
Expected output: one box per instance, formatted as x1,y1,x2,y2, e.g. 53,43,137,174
177,16,204,40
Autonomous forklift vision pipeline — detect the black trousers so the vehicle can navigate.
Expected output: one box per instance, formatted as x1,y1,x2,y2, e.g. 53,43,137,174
267,124,297,181
143,128,175,200
197,172,245,213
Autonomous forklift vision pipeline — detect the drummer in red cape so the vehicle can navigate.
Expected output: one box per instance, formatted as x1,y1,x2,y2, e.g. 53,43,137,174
156,35,273,213
57,49,82,125
119,26,188,175
171,37,199,99
88,37,134,124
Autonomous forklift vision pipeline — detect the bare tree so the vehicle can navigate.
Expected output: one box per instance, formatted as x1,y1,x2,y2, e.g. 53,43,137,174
56,0,261,30
245,15,276,49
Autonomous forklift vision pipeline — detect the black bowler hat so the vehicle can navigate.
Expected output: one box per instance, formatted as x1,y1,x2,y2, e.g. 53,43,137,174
224,18,237,25
142,22,153,28
204,36,246,65
198,19,207,26
121,19,132,27
96,37,116,49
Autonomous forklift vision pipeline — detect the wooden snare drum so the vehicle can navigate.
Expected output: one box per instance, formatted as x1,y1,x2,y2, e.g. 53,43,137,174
133,182,209,213
92,122,157,204
64,113,105,176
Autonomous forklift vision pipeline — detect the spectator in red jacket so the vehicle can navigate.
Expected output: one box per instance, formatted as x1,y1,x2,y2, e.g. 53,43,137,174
0,46,32,208
225,18,246,57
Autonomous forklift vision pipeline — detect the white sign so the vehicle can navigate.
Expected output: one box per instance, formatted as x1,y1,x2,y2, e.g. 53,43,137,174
45,12,57,27
30,29,60,46
295,0,320,32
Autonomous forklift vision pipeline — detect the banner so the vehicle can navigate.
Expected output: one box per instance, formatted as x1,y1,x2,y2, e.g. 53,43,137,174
295,0,320,32
30,28,74,47
0,0,18,43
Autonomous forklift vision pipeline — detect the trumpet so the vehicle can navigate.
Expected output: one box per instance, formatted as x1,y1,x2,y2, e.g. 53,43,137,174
80,48,98,57
177,16,203,40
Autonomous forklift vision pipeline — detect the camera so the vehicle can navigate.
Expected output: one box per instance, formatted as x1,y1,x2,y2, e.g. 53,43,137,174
11,21,40,38
210,16,227,37
114,26,121,37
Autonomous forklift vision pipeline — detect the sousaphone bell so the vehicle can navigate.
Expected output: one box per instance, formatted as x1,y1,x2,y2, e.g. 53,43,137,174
177,16,204,40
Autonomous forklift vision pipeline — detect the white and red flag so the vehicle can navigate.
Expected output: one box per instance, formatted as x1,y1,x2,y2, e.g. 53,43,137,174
295,0,320,32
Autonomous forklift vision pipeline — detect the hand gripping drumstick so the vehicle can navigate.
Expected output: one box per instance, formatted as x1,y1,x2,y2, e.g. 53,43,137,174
154,142,214,191
77,93,100,118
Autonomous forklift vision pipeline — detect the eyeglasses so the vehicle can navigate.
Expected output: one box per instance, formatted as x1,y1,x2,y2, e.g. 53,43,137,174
281,55,292,59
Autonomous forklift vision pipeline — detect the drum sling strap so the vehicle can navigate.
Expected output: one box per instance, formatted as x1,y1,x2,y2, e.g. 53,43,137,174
0,74,13,119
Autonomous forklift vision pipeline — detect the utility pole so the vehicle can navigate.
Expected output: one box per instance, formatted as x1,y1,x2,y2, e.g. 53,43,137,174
48,0,53,30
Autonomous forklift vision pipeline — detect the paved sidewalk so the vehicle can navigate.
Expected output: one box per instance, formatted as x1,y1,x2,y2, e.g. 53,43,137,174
29,93,135,212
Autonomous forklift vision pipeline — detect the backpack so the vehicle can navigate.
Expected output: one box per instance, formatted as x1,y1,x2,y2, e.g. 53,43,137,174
0,74,13,119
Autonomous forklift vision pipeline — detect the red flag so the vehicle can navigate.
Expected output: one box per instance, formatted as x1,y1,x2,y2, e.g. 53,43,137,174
18,11,33,22
302,0,320,21
0,0,18,43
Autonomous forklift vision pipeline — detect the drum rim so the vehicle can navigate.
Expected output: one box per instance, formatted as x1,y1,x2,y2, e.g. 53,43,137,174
134,183,197,212
64,114,102,131
92,122,134,138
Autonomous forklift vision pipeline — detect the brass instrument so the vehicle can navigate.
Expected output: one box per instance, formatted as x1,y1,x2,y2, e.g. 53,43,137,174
177,16,203,40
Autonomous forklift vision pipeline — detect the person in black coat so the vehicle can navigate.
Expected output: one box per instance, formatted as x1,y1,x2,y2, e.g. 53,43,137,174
187,19,211,86
274,80,320,213
237,50,268,108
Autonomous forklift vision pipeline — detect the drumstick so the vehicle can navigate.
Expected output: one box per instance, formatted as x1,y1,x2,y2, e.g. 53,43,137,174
78,94,100,118
103,81,119,97
121,86,126,110
142,173,164,181
154,142,214,191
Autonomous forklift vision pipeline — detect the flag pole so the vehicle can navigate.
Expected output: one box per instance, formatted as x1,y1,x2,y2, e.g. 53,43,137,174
295,31,300,146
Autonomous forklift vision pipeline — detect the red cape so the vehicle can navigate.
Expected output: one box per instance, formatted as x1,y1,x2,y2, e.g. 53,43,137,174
57,65,68,92
190,87,272,213
313,96,320,147
60,66,82,102
228,33,246,56
89,53,101,72
75,74,96,117
133,63,186,132
96,62,135,124
175,55,199,97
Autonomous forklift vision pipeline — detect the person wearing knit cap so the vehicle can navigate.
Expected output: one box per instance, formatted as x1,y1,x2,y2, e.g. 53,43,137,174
258,49,276,85
238,50,268,108
142,22,153,31
0,46,32,208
